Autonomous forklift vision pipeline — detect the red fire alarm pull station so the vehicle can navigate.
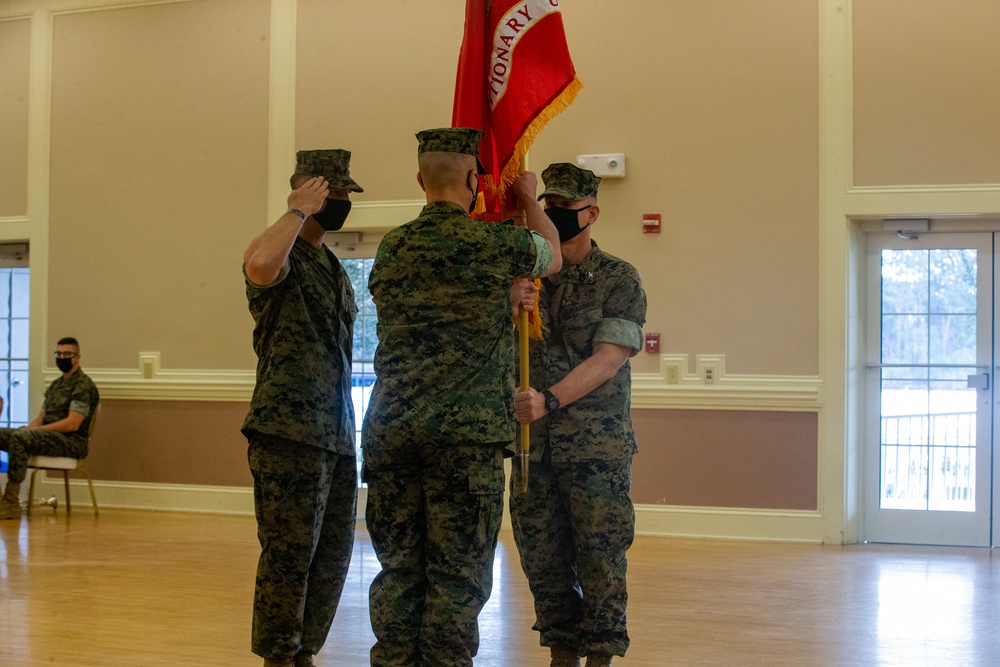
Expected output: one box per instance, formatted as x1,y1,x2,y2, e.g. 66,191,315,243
642,213,661,234
644,332,660,353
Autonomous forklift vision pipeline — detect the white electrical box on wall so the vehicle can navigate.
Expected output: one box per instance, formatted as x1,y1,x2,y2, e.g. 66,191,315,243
576,153,625,178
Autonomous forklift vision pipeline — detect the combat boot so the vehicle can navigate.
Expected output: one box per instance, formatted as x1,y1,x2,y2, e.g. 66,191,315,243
584,654,613,667
0,482,22,520
550,645,582,667
2,481,19,504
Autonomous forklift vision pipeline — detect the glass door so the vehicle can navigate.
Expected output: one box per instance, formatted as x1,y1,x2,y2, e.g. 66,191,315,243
0,255,29,475
863,233,992,547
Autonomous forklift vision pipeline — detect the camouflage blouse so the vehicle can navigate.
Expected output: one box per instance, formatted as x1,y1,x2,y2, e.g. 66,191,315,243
363,202,548,449
43,369,100,440
527,241,647,462
242,236,357,455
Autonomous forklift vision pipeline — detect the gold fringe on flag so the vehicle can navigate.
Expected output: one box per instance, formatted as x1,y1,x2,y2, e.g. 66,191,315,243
488,76,584,201
527,278,544,340
494,78,583,340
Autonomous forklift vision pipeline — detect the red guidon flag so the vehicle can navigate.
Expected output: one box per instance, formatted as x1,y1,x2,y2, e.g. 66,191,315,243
453,0,583,219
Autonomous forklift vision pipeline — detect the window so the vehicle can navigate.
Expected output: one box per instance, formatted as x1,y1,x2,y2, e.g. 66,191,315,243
0,263,29,473
340,257,377,484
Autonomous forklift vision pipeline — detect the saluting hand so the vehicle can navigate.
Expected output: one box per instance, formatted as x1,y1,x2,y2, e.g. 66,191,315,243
288,177,330,218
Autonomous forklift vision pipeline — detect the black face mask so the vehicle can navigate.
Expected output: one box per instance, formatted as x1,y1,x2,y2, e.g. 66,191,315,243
56,357,74,373
545,205,592,242
312,198,352,231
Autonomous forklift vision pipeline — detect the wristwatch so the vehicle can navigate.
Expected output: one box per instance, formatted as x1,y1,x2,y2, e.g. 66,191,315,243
541,389,561,414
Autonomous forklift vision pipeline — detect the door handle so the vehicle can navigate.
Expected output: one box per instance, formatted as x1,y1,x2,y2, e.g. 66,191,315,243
967,373,990,390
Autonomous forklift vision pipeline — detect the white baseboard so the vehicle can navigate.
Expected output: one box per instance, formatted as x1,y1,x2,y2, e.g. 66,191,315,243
37,477,823,542
634,504,825,543
36,477,257,514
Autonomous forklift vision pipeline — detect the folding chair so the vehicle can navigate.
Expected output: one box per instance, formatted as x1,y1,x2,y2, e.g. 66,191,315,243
26,404,100,515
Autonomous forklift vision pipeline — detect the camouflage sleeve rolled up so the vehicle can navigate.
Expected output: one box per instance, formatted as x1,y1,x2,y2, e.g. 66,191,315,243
526,230,553,278
42,371,100,437
593,265,646,356
245,259,290,288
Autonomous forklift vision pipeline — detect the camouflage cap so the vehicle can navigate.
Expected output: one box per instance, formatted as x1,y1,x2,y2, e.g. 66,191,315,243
537,162,602,201
416,127,487,174
294,149,364,193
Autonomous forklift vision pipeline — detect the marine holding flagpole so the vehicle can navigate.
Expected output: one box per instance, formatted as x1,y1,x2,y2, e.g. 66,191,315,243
511,163,647,667
360,128,561,667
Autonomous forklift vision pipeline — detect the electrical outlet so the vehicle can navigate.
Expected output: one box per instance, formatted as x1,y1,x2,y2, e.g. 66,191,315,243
662,355,689,386
696,355,725,386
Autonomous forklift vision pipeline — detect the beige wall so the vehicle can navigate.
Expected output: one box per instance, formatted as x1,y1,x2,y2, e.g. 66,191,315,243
48,0,270,369
853,0,1000,186
41,0,819,376
3,0,1000,531
294,0,821,378
296,0,465,203
0,18,30,217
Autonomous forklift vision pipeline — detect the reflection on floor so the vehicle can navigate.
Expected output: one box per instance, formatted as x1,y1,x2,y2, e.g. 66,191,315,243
2,509,1000,665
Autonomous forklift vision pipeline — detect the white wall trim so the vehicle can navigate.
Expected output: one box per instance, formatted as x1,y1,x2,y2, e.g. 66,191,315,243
633,354,821,412
818,0,853,544
44,354,256,401
350,199,424,231
0,0,197,20
844,185,1000,219
48,352,825,411
632,376,822,412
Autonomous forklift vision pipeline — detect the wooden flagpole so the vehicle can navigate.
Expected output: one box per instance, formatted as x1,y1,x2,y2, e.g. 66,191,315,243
518,156,530,493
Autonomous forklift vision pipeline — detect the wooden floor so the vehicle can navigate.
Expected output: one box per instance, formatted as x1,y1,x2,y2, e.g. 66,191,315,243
2,509,1000,666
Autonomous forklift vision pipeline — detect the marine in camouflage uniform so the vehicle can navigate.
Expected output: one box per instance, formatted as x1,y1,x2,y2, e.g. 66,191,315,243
509,163,647,667
361,127,559,667
242,149,363,667
0,337,99,520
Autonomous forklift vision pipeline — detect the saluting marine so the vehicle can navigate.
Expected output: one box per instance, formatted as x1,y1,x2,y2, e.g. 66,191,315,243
242,149,363,667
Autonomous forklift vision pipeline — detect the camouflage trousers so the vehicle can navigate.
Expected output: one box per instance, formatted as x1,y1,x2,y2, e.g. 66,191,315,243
248,433,358,661
509,455,634,658
0,428,86,484
363,442,505,667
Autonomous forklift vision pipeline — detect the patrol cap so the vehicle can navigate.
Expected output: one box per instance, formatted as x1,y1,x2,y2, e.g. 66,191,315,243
294,149,364,193
537,162,602,201
416,127,487,174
